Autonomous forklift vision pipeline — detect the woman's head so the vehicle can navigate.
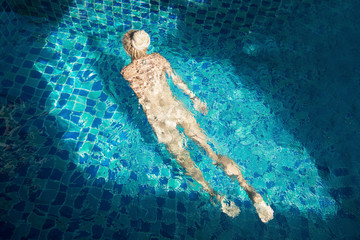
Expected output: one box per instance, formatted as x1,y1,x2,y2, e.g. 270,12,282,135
122,30,150,60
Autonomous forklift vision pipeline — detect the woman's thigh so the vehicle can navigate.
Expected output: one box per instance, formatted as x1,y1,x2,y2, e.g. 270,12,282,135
147,116,182,146
178,111,208,143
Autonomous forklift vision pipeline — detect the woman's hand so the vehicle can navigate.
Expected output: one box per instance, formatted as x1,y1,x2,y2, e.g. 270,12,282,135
192,97,208,115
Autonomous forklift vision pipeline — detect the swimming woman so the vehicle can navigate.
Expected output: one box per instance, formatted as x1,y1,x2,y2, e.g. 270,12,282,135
121,30,274,223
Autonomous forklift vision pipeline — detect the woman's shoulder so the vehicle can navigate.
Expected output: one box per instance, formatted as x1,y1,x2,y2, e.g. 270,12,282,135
149,53,170,66
143,52,158,59
121,63,135,80
147,52,164,59
120,64,129,75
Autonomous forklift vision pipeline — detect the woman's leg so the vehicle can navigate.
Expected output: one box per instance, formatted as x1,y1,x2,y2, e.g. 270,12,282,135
150,119,240,217
216,155,274,223
180,115,274,222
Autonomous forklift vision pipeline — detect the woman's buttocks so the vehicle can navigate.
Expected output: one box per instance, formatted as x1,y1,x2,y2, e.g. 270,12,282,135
143,95,186,119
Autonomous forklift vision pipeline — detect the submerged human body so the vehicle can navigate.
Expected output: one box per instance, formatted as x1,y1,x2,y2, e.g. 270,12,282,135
121,30,274,223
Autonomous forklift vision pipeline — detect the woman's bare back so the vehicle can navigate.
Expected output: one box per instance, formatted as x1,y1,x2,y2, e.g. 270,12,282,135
121,53,175,104
121,53,189,124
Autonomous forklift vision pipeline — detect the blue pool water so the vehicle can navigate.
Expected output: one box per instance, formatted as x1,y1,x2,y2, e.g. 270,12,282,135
1,0,359,239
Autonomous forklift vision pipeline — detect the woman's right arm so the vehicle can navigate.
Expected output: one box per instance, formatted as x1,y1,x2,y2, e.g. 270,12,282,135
166,67,208,115
158,54,208,115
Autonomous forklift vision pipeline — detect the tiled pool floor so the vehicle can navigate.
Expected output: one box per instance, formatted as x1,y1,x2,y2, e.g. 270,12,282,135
1,0,360,239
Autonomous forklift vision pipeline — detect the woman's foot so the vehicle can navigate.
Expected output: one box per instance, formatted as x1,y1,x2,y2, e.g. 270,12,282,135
215,155,274,222
254,200,274,223
218,196,240,218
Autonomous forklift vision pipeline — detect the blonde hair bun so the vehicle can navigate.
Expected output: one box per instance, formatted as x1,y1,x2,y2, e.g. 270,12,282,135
131,30,150,51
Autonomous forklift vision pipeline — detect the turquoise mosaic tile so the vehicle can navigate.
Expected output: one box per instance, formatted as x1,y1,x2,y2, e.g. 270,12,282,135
1,0,360,239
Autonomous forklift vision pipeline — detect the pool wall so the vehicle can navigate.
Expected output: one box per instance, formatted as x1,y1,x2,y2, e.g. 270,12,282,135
5,0,297,35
